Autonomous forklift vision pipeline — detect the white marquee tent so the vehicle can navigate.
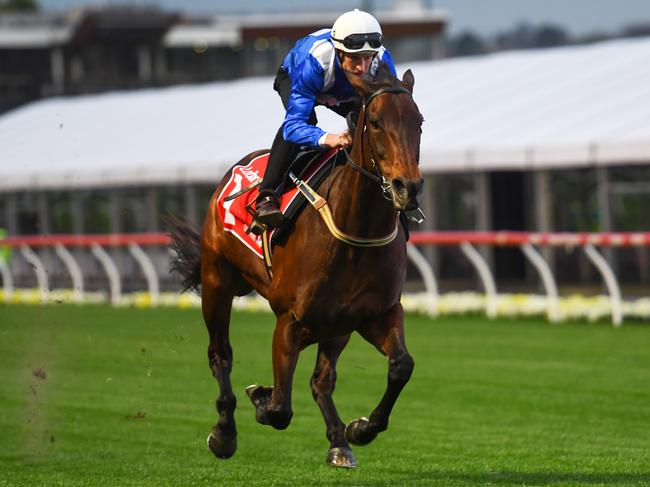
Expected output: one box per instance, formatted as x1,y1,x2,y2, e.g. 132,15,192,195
1,37,649,191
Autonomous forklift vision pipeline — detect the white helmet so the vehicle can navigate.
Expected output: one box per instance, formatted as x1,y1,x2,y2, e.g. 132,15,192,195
331,9,383,54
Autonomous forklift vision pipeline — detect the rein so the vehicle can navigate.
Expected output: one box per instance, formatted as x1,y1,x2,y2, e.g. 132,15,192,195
345,86,413,201
293,85,413,248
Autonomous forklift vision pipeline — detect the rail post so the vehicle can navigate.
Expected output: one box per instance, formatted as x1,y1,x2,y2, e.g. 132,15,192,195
19,245,49,302
583,244,623,326
128,242,160,306
520,243,559,322
460,241,498,319
406,243,439,316
91,243,122,305
54,243,84,302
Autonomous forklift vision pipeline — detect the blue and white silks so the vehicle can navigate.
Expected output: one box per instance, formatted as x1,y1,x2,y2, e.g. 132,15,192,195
280,29,396,147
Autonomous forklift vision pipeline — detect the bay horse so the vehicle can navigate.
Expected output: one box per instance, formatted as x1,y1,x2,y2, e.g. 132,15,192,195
170,66,424,468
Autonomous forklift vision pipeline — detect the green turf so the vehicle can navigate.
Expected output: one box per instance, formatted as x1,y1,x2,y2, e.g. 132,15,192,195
0,305,648,486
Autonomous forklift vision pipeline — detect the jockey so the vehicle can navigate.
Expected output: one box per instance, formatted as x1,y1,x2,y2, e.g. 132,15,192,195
254,8,397,229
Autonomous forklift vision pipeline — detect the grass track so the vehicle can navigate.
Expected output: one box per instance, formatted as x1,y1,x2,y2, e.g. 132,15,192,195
0,305,649,486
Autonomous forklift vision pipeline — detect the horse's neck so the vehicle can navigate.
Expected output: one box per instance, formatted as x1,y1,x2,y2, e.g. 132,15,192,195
327,144,395,236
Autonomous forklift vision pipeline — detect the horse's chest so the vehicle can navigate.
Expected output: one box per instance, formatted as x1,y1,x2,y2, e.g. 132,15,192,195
295,255,403,329
271,235,406,334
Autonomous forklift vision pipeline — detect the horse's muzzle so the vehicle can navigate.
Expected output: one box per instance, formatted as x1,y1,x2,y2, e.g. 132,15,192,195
390,177,423,211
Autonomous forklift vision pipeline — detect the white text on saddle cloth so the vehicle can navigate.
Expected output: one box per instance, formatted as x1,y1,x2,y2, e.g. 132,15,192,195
241,166,261,183
223,173,242,226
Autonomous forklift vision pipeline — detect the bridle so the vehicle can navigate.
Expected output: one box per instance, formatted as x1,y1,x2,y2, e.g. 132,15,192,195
343,85,413,201
276,84,417,263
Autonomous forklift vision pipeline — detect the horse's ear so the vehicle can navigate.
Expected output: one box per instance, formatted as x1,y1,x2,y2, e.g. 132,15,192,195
401,69,415,94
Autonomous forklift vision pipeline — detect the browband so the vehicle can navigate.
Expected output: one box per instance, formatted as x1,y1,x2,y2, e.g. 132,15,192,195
363,86,412,111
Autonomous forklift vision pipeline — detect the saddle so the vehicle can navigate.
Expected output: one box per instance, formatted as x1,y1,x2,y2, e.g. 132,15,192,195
216,148,342,261
249,148,341,237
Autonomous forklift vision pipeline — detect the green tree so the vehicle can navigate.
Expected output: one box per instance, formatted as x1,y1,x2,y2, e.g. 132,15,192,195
0,0,39,12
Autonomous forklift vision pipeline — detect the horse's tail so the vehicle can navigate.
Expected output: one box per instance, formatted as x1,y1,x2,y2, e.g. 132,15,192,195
167,215,202,293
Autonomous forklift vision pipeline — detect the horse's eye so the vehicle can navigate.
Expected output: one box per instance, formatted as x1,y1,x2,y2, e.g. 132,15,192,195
369,119,380,130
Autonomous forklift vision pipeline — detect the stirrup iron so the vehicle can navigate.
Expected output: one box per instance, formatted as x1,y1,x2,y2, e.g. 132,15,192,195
247,218,267,236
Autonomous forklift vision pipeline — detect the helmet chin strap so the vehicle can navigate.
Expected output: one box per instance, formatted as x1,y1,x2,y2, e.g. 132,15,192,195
336,50,344,65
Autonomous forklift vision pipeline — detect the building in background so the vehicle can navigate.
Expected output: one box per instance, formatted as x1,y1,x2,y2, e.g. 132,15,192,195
0,5,447,113
2,36,650,294
2,2,650,297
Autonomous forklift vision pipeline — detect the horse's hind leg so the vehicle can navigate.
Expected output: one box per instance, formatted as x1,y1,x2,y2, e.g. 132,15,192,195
202,260,238,459
345,303,414,446
310,335,357,468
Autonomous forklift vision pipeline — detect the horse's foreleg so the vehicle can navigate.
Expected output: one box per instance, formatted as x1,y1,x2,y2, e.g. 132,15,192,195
202,265,238,459
247,312,301,430
346,303,414,446
310,335,357,468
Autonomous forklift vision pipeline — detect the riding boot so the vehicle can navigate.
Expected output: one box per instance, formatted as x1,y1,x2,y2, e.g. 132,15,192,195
253,127,297,230
255,189,283,228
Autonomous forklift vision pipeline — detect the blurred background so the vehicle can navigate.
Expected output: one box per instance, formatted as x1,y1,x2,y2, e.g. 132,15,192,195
1,0,649,307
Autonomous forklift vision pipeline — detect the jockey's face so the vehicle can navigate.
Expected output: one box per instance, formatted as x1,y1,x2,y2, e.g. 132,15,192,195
339,52,374,76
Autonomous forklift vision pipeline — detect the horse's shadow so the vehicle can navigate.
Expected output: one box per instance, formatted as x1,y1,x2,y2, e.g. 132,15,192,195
345,470,650,486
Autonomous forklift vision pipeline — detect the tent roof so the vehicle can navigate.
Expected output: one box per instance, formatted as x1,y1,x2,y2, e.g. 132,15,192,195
413,36,650,172
1,37,650,191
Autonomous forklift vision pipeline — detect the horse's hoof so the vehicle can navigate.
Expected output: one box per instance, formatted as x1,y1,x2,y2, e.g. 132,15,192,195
245,384,258,401
245,384,271,402
245,384,274,425
207,430,237,459
345,417,377,446
266,407,292,430
326,447,357,468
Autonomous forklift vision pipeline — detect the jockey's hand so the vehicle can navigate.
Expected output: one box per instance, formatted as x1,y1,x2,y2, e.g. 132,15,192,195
323,132,352,149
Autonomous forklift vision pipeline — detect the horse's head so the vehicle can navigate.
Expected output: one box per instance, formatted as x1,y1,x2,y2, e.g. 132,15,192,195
347,65,424,211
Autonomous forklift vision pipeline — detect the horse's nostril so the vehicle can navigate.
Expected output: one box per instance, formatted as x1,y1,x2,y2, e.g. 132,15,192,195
392,178,407,192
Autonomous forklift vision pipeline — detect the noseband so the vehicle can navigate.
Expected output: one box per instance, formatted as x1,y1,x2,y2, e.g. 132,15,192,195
344,86,413,200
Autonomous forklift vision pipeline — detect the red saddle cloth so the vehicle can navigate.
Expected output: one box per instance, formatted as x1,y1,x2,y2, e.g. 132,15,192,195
216,149,337,259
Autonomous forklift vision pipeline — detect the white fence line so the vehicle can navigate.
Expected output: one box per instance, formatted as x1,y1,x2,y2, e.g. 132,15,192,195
520,243,559,323
459,242,498,319
1,231,649,325
90,243,122,305
54,243,84,302
583,244,623,326
128,242,160,306
19,245,48,302
405,244,438,317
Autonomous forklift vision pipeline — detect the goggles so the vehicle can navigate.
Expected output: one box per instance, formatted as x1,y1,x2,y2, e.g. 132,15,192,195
332,32,383,50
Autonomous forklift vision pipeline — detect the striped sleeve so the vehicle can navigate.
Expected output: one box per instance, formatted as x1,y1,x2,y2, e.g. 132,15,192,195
282,56,327,147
